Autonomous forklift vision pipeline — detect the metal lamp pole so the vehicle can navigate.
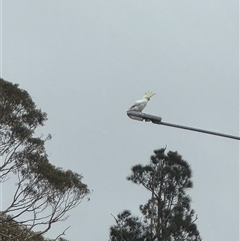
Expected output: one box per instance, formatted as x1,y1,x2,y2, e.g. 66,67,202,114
127,111,240,141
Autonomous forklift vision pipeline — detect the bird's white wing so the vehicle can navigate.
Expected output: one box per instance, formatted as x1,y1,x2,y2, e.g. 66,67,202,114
128,92,155,112
128,99,148,112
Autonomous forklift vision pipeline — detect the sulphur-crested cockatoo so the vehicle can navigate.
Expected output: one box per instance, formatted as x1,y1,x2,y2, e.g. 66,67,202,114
128,91,156,112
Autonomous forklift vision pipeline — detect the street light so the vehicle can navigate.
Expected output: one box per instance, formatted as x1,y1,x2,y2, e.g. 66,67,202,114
127,110,240,141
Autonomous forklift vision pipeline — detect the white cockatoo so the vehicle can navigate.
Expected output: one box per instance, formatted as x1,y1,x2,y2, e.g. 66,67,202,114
128,91,156,112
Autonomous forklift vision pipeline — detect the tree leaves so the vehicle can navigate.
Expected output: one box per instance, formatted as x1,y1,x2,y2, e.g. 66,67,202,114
110,148,202,241
0,78,90,240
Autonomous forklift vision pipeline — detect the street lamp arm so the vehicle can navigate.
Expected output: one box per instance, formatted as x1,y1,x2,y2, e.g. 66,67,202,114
159,121,240,140
126,111,240,141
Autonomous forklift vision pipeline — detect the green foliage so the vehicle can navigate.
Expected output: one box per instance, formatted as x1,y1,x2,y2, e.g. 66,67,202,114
110,148,201,241
110,210,149,241
0,213,45,241
0,79,47,142
0,213,70,241
0,78,90,240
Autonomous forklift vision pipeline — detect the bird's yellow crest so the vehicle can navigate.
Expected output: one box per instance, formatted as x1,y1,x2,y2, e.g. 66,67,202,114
144,91,156,99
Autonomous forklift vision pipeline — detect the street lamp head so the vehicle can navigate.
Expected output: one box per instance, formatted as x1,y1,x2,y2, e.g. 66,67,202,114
127,111,162,124
127,110,144,121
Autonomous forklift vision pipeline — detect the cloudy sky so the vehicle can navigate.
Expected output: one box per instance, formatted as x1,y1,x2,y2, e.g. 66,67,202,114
1,1,239,240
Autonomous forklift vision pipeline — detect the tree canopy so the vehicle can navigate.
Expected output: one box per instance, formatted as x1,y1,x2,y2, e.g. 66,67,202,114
0,78,90,240
110,148,201,241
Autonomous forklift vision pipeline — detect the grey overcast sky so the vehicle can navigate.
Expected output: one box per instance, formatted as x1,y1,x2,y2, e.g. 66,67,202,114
1,1,239,240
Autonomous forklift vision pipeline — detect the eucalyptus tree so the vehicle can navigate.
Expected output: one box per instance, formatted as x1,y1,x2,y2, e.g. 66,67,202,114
0,78,90,240
110,148,201,241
